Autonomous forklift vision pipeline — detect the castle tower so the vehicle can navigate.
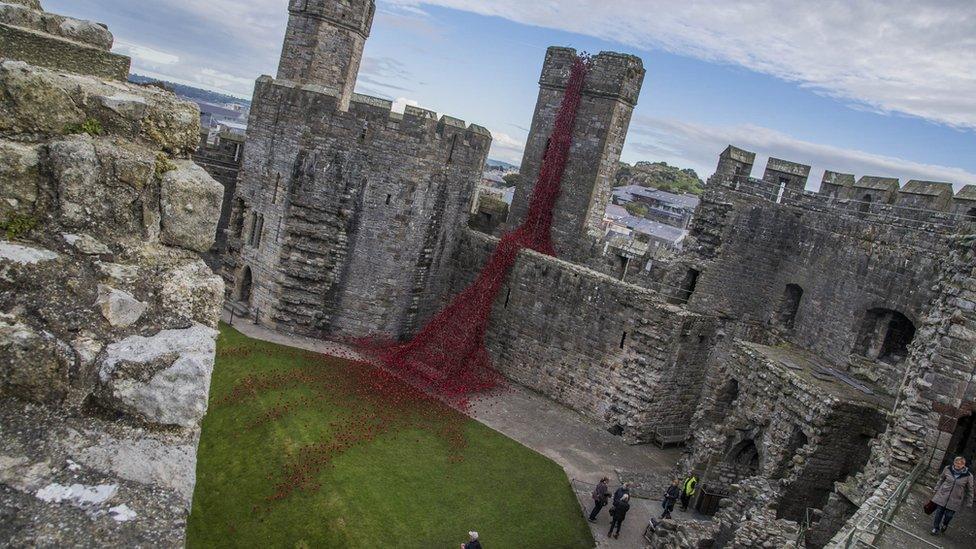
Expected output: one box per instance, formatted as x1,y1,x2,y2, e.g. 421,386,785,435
276,0,375,110
507,47,645,260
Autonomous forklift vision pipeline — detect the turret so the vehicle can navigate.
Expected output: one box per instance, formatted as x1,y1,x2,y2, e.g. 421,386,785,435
276,0,375,110
507,47,645,260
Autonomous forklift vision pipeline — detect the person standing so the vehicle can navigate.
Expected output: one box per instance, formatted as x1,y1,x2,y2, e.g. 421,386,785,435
680,472,698,512
608,493,631,539
929,456,974,536
613,481,632,507
589,477,610,522
461,531,482,549
662,479,681,519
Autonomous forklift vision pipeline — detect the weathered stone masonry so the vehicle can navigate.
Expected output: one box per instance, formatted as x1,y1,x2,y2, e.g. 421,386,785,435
225,0,491,341
0,1,224,545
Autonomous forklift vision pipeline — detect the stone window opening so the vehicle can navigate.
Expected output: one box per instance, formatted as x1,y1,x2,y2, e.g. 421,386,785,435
858,194,872,213
446,135,457,164
854,308,916,364
247,212,258,243
775,283,803,330
945,412,976,470
359,121,368,142
271,173,282,204
775,177,788,204
249,214,264,248
967,207,976,220
675,268,700,304
385,194,392,205
619,331,627,349
237,266,253,304
231,199,246,238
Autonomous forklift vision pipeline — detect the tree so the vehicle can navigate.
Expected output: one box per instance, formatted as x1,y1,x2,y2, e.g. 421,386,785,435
624,202,648,217
502,173,519,187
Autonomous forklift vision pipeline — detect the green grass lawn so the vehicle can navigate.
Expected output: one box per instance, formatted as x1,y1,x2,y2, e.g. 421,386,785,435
187,324,594,548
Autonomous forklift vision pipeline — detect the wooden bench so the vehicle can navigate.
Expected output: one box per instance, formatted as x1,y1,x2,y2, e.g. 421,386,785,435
652,425,690,448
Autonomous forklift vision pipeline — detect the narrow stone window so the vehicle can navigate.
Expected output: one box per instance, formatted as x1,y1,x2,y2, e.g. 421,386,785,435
775,177,788,203
231,199,246,238
503,287,511,308
385,194,392,205
619,331,627,349
676,268,700,304
859,194,872,213
271,173,282,204
446,134,458,164
247,212,258,244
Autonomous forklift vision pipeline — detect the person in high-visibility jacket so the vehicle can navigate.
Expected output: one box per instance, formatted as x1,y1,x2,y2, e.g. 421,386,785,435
680,473,698,512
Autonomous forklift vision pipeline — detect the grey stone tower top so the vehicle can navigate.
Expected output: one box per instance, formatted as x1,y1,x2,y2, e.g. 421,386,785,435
276,0,376,110
507,47,645,260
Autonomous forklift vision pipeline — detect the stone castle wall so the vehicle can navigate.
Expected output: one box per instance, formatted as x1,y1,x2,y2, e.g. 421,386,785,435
449,229,716,439
228,77,490,340
677,185,952,395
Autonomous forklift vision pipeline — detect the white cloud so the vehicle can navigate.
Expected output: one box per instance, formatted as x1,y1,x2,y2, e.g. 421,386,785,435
487,130,526,165
387,0,976,131
114,40,179,66
626,116,976,190
391,97,420,113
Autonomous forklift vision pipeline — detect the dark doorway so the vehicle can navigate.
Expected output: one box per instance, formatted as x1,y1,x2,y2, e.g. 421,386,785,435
674,268,700,304
944,413,976,469
859,194,872,213
775,283,803,330
855,308,916,364
238,266,253,304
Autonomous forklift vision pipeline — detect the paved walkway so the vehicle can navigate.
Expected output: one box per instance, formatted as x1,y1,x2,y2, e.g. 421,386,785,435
877,483,976,549
221,313,698,548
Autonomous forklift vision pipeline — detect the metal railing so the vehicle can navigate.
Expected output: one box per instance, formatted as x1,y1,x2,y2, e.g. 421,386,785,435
836,449,938,548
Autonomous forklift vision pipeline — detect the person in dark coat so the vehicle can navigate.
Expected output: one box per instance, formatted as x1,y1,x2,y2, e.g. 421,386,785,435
589,477,610,522
608,493,630,539
612,482,632,506
661,479,681,519
461,531,482,549
930,456,974,536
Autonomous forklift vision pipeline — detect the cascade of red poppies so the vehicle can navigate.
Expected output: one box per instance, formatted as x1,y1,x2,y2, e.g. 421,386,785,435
364,55,590,404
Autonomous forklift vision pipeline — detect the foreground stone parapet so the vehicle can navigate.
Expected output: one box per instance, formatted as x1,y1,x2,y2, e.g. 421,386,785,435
98,324,218,428
160,161,224,253
0,2,223,546
0,0,128,80
0,61,199,153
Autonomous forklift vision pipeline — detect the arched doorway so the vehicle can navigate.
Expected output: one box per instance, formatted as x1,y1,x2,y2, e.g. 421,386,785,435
238,266,253,304
854,308,916,364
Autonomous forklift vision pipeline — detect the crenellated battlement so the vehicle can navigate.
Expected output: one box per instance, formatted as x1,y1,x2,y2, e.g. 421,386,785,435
706,145,976,227
286,0,374,38
253,75,491,164
539,46,644,106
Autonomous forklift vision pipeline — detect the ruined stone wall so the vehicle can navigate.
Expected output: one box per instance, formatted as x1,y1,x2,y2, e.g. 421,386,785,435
507,47,644,262
678,186,951,395
228,78,489,340
0,4,224,544
448,229,716,439
684,343,888,513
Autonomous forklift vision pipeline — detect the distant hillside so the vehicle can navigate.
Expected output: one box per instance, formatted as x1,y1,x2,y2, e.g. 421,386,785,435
128,74,251,107
615,161,704,195
486,158,519,171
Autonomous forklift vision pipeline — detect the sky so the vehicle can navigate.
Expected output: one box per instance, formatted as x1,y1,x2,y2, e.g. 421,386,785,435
47,0,976,189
